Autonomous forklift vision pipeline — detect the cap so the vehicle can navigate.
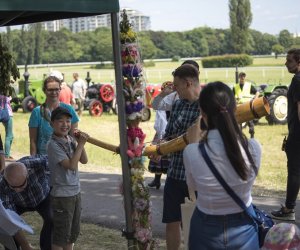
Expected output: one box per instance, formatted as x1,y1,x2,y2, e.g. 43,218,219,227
49,70,63,81
51,106,72,121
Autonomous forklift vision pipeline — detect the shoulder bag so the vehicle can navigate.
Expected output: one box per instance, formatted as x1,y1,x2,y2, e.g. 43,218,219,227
0,96,10,123
199,143,274,247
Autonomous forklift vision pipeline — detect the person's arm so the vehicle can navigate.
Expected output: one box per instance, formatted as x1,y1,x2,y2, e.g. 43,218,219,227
152,91,176,111
60,132,89,171
29,127,38,155
70,122,78,136
14,230,33,250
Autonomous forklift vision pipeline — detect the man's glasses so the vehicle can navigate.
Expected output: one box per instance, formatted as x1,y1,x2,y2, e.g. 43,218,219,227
46,88,61,92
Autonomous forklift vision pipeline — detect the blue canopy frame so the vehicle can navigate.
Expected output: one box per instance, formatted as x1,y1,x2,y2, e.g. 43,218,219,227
0,1,134,248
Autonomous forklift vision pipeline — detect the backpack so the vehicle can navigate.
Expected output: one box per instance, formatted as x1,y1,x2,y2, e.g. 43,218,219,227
0,96,10,123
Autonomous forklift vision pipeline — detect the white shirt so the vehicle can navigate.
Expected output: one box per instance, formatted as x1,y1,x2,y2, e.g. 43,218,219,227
183,130,261,215
72,78,87,99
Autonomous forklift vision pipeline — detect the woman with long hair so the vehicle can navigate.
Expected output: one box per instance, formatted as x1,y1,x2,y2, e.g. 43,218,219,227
29,74,79,155
183,81,261,249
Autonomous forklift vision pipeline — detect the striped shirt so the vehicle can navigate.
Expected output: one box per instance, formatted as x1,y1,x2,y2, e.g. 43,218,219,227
164,99,200,180
0,155,50,211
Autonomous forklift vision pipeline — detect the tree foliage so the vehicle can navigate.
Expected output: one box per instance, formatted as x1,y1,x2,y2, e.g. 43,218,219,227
0,24,298,65
229,0,252,53
0,35,20,95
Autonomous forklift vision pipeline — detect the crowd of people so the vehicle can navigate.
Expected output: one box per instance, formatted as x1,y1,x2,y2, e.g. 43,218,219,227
1,49,300,250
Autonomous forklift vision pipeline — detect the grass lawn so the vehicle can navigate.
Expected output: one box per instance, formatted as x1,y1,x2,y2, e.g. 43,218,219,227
21,56,291,86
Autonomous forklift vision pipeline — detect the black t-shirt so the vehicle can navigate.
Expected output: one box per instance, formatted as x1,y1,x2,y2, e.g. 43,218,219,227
287,73,300,140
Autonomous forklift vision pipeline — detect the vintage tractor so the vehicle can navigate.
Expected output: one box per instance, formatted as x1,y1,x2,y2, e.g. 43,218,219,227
256,83,288,125
11,79,45,113
84,83,115,116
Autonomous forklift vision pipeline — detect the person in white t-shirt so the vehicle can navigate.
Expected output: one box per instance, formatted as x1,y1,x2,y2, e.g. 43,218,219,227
72,73,87,116
184,81,261,250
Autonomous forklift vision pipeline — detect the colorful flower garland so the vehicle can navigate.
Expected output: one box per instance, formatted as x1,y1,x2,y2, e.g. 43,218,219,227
119,10,157,249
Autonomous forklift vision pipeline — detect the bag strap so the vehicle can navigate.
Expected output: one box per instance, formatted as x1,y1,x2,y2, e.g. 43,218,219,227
199,143,260,223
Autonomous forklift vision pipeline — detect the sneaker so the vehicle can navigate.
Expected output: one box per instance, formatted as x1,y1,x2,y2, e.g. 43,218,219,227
271,205,295,221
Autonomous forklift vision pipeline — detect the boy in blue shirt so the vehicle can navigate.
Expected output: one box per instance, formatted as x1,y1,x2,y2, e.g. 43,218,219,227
47,106,89,250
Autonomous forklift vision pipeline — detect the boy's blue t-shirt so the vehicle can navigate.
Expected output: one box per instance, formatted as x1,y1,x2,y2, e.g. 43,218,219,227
28,103,79,155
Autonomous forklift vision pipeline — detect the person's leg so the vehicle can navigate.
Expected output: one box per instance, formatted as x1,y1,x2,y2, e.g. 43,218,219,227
166,222,181,250
248,120,255,138
148,174,162,189
35,194,52,250
162,178,189,250
272,141,300,220
51,196,75,250
3,116,13,158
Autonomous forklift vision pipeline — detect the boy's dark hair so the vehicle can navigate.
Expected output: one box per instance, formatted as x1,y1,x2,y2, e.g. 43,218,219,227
51,106,72,121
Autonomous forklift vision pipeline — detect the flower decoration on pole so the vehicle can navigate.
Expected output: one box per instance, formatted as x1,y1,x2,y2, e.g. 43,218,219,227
119,9,157,249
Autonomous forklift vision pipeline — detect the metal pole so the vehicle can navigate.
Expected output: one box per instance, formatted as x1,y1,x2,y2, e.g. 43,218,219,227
235,65,239,84
23,64,30,97
111,12,135,249
85,71,91,88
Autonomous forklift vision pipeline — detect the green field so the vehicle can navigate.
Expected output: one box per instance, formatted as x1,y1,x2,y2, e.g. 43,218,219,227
19,56,292,87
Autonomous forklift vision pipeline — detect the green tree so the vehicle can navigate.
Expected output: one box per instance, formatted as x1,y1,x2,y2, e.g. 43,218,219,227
278,29,293,50
272,44,284,58
229,0,252,53
185,28,209,56
0,35,20,95
250,30,278,55
33,23,44,64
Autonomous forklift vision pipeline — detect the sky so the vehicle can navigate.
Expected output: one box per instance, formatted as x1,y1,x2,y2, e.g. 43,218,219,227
119,0,300,35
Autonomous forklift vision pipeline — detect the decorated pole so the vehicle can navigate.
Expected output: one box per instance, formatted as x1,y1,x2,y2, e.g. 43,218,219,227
111,12,136,249
118,10,157,249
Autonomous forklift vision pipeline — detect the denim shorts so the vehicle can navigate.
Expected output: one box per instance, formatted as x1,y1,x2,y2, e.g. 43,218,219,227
189,207,259,250
51,193,81,246
162,177,189,223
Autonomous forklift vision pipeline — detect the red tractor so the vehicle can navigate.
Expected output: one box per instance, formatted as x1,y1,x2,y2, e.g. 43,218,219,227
84,83,115,116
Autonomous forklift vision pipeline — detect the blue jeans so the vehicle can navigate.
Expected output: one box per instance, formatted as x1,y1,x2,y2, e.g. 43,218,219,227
189,207,259,250
3,116,13,157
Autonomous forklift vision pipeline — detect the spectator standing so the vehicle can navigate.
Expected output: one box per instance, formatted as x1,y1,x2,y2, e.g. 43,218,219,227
47,107,89,250
148,60,199,189
272,48,300,221
72,73,87,116
0,155,52,250
28,75,79,155
184,81,261,250
0,94,14,160
59,81,75,106
162,64,201,250
233,72,259,138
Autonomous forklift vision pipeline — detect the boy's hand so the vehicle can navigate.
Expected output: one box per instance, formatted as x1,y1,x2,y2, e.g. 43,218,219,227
74,129,89,144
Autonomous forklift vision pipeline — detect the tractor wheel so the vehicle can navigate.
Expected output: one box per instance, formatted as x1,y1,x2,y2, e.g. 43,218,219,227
100,84,114,103
22,96,37,113
89,100,103,117
266,88,288,125
141,107,151,122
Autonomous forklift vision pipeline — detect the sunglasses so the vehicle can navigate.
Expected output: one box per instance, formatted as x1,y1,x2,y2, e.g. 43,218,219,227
8,178,27,189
